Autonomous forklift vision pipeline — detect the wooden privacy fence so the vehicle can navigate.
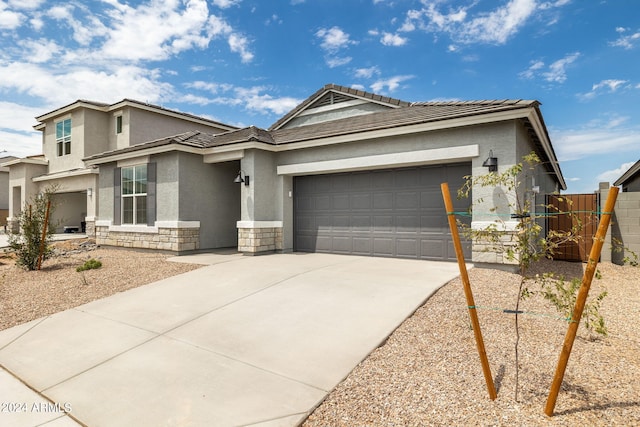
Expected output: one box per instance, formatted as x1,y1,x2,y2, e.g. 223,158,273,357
546,193,598,262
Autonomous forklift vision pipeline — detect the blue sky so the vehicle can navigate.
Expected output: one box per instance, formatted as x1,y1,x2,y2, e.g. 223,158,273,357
0,0,638,193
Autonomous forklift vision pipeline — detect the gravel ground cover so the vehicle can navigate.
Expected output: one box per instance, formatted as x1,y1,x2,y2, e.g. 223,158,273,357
304,260,639,426
1,240,638,425
0,239,201,331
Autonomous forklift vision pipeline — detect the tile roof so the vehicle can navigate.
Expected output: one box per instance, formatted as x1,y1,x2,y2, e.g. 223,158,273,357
268,83,411,131
269,99,538,144
85,99,543,160
83,131,215,161
35,99,237,131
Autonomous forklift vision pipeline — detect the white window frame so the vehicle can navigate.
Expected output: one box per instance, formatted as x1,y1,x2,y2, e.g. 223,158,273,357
121,164,147,225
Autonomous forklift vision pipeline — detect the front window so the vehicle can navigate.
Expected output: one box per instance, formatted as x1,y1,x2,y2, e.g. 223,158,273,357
122,164,147,224
116,115,123,134
56,118,71,156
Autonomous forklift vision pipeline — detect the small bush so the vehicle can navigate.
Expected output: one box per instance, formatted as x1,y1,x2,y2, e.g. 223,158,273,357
76,258,102,272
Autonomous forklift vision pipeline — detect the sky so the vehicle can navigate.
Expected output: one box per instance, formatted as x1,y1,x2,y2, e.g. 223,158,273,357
0,0,638,193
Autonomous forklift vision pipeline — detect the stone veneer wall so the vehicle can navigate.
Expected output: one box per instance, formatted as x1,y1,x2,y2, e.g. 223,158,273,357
85,220,96,238
238,227,283,254
471,230,520,265
96,226,200,252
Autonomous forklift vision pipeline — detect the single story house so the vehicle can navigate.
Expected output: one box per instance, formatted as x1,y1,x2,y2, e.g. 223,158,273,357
6,84,567,264
614,160,640,192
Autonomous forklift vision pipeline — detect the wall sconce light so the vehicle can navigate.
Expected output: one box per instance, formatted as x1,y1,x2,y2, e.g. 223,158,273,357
87,188,93,197
482,150,498,172
234,170,250,186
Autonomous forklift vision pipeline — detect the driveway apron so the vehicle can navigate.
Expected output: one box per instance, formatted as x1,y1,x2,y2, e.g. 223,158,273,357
0,253,461,427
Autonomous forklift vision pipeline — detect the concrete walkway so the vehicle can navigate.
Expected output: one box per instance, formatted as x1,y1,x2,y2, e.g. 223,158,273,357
0,253,461,427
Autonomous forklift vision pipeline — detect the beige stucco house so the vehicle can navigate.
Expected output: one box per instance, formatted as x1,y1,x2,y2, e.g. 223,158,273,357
6,84,567,264
3,99,235,236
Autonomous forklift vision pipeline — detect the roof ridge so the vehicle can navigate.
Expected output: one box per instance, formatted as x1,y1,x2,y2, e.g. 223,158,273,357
410,99,537,107
268,83,410,131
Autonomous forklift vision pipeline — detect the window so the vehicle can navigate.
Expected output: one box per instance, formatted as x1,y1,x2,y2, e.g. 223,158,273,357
116,115,123,134
56,119,71,156
121,164,147,225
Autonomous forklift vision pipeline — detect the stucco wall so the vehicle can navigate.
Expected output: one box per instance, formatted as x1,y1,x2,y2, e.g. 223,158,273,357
128,108,229,146
50,192,86,233
8,163,48,218
97,163,116,222
622,174,640,192
0,172,9,209
83,108,111,158
96,153,240,250
178,153,240,248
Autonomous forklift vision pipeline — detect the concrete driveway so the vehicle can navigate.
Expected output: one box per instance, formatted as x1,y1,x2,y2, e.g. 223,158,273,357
0,253,461,427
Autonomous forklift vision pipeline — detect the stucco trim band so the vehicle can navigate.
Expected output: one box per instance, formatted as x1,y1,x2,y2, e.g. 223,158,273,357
276,144,479,176
95,220,201,233
236,220,283,228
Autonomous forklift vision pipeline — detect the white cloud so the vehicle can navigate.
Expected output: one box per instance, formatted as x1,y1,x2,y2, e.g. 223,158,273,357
100,0,212,61
380,32,407,46
518,53,579,83
609,27,640,49
228,33,254,63
211,0,241,8
519,60,545,79
542,52,580,83
401,0,568,46
578,79,631,101
0,2,24,29
326,56,352,68
0,62,173,106
183,83,302,116
7,0,45,9
552,126,640,162
316,26,356,53
596,161,636,184
354,66,381,79
370,75,414,93
316,26,356,68
18,38,62,63
0,102,43,156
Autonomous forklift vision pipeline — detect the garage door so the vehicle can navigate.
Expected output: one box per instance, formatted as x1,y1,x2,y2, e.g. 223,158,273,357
294,163,471,261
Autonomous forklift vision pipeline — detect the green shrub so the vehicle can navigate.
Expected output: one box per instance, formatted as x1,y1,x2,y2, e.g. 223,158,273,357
76,258,102,272
9,186,58,271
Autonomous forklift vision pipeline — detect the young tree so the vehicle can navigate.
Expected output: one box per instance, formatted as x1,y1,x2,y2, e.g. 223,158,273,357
457,153,607,400
8,186,58,271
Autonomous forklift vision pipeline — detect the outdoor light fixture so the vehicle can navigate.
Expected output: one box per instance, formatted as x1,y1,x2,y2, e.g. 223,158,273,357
234,170,250,186
87,188,93,197
482,150,498,172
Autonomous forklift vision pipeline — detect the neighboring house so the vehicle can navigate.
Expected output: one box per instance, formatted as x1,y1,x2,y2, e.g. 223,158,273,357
614,159,640,192
3,99,236,235
0,155,18,227
602,159,640,264
79,84,566,263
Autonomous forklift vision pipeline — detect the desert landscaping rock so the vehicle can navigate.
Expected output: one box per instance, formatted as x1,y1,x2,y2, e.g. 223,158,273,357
304,260,639,426
1,244,637,425
0,240,201,331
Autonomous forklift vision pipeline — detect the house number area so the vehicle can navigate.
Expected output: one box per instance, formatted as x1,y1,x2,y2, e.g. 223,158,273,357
1,401,72,413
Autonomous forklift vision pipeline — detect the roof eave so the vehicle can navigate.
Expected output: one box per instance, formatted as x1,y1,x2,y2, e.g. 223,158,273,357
613,160,640,186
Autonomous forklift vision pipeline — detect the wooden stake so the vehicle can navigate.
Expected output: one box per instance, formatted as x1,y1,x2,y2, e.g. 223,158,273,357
37,200,51,271
441,182,497,400
544,186,619,416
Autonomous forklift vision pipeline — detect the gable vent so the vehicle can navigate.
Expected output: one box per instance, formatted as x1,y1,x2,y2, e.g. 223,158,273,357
309,92,354,109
